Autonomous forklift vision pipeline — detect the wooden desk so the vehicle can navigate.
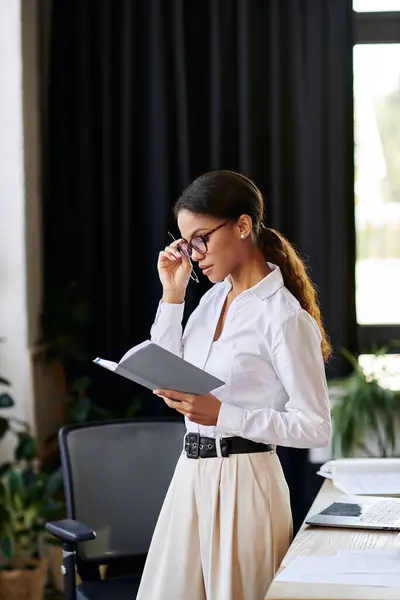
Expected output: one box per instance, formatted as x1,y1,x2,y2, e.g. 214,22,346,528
265,479,400,600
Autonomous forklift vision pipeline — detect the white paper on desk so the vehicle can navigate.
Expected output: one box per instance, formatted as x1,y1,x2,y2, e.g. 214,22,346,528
276,550,400,588
334,472,400,495
316,460,334,479
333,459,400,495
317,458,400,495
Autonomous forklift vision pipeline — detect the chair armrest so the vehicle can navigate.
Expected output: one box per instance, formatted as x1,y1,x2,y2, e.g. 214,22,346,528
46,519,96,544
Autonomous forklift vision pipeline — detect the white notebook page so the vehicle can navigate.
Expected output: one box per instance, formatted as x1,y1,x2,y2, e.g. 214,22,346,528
331,459,400,495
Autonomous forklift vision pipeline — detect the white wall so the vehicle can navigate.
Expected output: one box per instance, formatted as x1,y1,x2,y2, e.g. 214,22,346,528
0,0,36,460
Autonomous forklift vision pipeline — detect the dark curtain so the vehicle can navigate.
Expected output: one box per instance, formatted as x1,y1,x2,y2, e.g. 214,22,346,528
43,0,356,531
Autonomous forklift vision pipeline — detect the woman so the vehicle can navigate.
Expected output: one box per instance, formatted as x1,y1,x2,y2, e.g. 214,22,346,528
137,170,331,600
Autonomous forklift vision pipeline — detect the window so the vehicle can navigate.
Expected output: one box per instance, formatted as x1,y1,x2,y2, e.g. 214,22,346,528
359,354,400,390
354,44,400,326
354,0,400,11
354,6,400,354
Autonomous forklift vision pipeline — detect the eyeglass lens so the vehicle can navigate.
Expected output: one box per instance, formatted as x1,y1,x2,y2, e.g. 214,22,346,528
179,238,206,257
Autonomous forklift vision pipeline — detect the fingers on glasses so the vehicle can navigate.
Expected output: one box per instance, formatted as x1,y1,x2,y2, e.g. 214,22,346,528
177,245,199,283
167,233,199,283
159,249,181,263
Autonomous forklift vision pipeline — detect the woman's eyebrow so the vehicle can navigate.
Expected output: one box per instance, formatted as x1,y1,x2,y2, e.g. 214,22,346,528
187,227,207,238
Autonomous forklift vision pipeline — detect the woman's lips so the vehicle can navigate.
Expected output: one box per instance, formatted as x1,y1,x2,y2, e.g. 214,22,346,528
201,265,213,275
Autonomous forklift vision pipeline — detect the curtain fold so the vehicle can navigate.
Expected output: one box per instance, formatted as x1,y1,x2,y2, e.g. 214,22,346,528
43,0,355,531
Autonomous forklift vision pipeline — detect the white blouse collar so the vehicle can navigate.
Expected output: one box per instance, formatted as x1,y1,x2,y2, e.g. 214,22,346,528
224,262,284,301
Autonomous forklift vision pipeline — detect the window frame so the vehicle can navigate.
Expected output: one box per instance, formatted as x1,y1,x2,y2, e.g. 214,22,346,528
353,10,400,354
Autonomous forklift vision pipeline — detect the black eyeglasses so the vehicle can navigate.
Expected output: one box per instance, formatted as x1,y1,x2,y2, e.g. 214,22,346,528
167,221,229,284
171,221,229,258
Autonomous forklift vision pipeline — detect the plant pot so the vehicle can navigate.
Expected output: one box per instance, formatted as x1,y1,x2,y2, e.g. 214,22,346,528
0,559,47,600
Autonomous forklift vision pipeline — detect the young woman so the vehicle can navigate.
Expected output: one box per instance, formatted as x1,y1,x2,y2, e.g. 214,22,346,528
136,170,331,600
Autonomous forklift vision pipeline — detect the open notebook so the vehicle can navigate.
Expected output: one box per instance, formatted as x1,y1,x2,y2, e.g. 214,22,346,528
94,340,224,395
317,458,400,495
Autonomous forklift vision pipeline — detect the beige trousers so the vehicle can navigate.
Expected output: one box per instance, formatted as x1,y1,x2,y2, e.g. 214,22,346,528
136,449,292,600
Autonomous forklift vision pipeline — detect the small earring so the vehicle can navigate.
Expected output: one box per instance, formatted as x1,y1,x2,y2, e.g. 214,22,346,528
241,234,245,239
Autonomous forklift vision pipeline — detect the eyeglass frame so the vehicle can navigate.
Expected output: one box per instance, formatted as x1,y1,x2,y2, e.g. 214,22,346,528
167,220,230,283
175,221,229,257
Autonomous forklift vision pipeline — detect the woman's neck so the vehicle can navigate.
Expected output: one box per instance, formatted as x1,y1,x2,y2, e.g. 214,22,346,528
229,247,272,296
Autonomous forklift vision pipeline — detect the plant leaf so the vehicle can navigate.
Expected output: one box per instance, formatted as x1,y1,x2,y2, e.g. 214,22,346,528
69,376,91,393
0,504,9,524
15,433,38,461
340,347,362,373
14,528,33,539
0,417,9,440
69,395,91,422
0,394,14,408
45,467,63,496
0,533,13,559
330,348,400,458
0,463,12,478
381,389,400,454
9,470,25,508
331,383,369,457
22,470,38,489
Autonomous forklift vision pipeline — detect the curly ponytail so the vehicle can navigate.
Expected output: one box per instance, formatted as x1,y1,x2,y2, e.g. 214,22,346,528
258,225,332,362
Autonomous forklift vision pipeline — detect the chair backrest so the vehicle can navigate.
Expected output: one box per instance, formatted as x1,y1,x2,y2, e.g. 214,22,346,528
59,418,185,567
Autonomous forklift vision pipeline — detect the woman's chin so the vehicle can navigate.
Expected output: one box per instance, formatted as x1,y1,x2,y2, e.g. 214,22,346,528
200,264,230,283
207,270,226,284
203,269,217,283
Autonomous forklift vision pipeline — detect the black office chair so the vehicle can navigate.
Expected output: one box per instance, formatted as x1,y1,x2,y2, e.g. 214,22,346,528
46,418,185,600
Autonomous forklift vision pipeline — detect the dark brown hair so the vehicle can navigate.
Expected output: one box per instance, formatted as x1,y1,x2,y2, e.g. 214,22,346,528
174,170,332,362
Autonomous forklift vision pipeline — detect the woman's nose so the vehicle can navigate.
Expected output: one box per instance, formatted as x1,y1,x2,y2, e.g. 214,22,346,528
190,248,206,262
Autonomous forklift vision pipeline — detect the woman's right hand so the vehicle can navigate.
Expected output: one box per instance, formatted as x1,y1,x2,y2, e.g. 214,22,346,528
158,240,192,302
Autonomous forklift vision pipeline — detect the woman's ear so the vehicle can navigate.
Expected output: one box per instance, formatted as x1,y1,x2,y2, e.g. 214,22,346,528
237,214,253,239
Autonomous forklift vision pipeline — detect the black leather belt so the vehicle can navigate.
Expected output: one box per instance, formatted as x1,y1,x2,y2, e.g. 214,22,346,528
184,433,275,459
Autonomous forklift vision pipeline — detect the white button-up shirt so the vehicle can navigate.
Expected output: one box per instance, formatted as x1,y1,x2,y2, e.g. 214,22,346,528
150,263,331,449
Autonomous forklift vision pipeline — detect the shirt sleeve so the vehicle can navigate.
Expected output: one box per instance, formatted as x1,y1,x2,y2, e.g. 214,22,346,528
215,309,331,449
150,301,185,357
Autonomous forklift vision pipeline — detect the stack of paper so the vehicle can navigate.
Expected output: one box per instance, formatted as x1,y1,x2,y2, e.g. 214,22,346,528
317,458,400,495
276,548,400,587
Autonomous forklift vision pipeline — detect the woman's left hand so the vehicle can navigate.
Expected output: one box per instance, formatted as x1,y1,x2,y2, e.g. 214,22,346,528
153,389,221,426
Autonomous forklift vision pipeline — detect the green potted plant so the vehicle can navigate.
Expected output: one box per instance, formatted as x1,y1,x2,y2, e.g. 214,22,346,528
0,372,63,600
330,347,400,458
0,467,62,600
